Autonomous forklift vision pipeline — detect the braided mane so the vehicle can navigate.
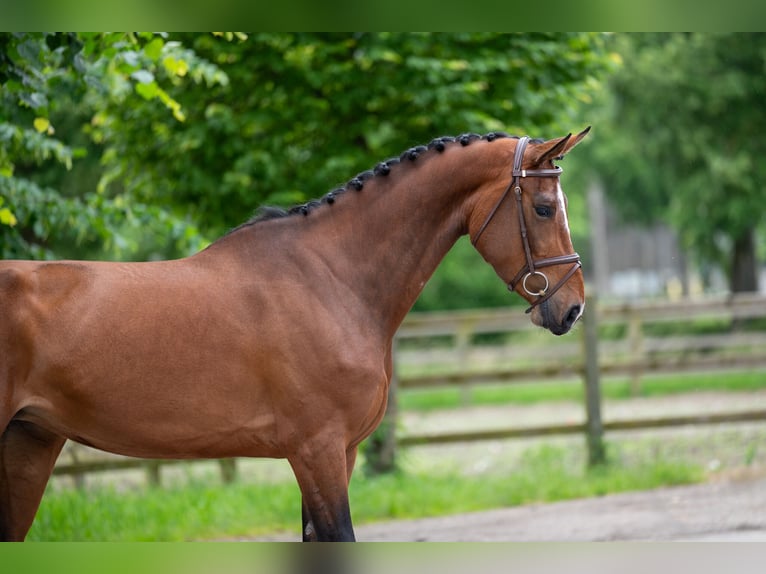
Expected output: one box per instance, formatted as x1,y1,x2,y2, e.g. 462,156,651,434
226,131,546,236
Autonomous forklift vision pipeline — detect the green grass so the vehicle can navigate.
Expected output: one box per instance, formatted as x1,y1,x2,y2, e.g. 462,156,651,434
28,443,701,541
29,479,300,542
399,369,766,411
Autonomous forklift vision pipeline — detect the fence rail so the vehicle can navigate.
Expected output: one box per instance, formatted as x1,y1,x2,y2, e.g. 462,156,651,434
52,452,238,488
399,409,766,447
385,292,766,465
53,293,766,485
397,292,766,389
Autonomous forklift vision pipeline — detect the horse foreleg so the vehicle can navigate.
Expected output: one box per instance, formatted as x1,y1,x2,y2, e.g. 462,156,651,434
0,420,66,541
300,444,358,542
289,441,356,542
301,499,317,541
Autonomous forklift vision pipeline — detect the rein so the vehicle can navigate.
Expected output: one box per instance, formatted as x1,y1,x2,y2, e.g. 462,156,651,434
472,136,581,313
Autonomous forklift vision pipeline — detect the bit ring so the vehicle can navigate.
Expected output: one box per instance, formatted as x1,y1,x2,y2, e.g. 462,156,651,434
522,271,549,297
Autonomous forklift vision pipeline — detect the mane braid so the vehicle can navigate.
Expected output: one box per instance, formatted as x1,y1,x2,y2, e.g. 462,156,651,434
229,131,523,234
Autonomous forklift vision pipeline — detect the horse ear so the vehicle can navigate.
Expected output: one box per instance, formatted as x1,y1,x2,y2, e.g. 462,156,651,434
530,126,591,166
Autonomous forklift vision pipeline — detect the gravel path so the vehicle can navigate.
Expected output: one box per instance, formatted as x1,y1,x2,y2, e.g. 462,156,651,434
353,474,766,541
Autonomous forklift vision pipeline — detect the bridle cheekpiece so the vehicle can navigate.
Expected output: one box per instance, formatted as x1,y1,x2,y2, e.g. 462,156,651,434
471,136,582,313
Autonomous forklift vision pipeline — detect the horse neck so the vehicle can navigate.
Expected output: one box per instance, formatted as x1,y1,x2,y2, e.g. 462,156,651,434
290,141,509,339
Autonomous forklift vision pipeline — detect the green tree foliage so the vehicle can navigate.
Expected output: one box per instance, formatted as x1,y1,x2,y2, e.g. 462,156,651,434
91,32,613,237
583,33,765,293
0,33,222,259
1,33,614,307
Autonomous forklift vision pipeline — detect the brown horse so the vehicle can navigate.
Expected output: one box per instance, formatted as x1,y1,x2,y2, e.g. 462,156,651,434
0,128,589,541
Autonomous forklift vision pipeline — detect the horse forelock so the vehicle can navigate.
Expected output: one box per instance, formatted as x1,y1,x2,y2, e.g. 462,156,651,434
223,131,543,238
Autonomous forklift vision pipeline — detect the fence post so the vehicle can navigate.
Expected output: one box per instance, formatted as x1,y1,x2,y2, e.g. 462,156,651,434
219,458,238,484
582,290,606,466
68,444,86,491
146,460,162,487
627,309,644,396
456,319,473,406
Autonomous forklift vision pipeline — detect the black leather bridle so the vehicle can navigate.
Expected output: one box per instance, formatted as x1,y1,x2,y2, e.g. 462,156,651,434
471,136,582,313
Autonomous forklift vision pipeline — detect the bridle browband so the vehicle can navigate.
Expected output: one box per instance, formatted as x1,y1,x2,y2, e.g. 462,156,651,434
471,136,582,314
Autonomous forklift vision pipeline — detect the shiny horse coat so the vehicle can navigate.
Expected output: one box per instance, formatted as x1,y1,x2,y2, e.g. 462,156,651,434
0,128,589,541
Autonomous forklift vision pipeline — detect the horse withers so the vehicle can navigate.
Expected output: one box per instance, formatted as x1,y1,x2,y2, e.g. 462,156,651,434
0,128,589,541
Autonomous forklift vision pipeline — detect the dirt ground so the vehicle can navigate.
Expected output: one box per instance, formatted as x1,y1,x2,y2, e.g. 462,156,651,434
353,472,766,541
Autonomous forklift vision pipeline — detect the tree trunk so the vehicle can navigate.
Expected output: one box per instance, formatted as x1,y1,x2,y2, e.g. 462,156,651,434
730,228,759,294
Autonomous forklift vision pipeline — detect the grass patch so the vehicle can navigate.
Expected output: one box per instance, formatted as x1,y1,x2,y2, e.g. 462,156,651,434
28,443,701,541
400,382,581,411
620,370,766,397
28,479,302,542
399,369,766,411
351,444,701,524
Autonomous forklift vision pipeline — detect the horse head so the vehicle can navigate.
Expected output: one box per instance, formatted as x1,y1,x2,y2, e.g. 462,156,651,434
470,127,590,335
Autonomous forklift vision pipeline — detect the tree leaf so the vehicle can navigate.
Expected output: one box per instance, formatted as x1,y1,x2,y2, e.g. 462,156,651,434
22,92,48,110
0,207,18,227
131,70,155,84
144,37,164,62
33,117,51,133
162,56,188,77
135,81,159,100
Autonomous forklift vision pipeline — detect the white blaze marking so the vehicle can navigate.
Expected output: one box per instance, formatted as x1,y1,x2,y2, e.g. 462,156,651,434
556,181,570,235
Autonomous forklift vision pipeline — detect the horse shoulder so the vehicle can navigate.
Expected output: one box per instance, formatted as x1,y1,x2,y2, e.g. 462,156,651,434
1,264,41,407
0,262,41,328
1,261,97,362
0,262,32,296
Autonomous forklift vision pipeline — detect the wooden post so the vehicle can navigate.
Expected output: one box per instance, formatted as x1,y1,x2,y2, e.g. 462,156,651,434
582,289,606,467
219,458,238,484
146,461,162,487
68,445,86,491
456,320,473,406
627,309,644,396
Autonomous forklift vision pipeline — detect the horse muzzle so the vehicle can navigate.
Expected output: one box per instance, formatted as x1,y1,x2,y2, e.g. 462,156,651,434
531,299,584,336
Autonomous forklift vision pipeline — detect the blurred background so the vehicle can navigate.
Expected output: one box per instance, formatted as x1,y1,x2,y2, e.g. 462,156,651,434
3,33,764,300
2,33,765,541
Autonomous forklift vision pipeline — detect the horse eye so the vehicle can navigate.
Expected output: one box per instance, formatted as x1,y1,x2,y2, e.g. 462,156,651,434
534,205,553,218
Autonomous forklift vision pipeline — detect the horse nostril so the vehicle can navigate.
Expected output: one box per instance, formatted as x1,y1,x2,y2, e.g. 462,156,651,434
564,304,581,328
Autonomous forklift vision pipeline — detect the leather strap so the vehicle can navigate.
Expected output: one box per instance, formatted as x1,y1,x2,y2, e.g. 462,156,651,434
471,136,581,312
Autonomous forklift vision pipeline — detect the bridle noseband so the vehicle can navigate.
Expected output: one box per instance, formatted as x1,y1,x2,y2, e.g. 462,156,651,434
471,136,582,314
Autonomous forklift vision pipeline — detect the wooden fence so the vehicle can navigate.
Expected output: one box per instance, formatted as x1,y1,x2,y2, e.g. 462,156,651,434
378,292,766,467
396,292,766,389
53,293,766,484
